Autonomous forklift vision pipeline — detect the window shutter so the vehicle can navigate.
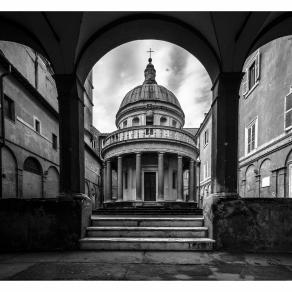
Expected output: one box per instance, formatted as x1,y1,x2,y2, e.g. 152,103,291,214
286,92,292,111
247,127,251,153
255,52,260,81
285,92,292,129
251,124,256,150
242,71,248,96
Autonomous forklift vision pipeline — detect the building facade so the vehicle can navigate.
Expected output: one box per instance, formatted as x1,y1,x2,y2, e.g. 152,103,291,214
101,58,199,205
197,36,292,201
0,42,102,203
195,111,212,207
238,36,292,198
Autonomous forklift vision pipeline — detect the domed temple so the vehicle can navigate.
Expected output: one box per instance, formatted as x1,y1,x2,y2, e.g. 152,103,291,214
101,58,199,207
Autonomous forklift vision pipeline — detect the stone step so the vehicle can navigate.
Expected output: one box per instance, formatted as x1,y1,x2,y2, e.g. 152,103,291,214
92,213,203,218
86,226,208,238
91,216,204,227
94,210,203,215
79,237,215,251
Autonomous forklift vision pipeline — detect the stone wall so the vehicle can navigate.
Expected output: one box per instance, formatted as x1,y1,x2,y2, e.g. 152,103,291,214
0,197,91,251
205,196,292,252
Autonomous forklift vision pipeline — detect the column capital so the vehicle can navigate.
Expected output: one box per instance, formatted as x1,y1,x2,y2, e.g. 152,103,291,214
177,155,183,159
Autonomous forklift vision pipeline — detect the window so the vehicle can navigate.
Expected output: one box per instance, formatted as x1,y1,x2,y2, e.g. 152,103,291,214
172,171,177,189
52,134,57,150
23,157,42,175
4,95,15,121
285,90,292,130
248,62,256,89
146,110,154,125
203,129,209,147
91,139,96,149
34,118,40,133
123,120,127,128
172,119,177,127
245,118,258,154
132,116,139,126
160,116,167,126
242,51,260,97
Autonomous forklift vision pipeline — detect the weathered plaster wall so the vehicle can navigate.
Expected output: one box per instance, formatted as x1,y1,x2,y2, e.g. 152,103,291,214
207,197,292,252
0,198,86,251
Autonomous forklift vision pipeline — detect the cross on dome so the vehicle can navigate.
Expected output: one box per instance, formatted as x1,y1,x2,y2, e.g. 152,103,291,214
147,48,155,60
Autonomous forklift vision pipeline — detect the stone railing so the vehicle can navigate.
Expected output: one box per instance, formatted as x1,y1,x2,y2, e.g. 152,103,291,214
102,126,197,149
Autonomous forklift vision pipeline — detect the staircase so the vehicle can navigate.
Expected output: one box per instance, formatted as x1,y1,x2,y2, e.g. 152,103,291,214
80,206,215,251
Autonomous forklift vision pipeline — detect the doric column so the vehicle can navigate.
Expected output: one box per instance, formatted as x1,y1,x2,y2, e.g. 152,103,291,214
158,152,164,201
117,156,123,201
55,74,85,195
136,152,142,200
177,155,183,201
189,159,195,202
106,159,112,202
211,72,243,196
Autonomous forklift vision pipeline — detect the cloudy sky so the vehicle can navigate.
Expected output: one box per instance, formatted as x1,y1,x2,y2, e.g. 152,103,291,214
92,40,212,132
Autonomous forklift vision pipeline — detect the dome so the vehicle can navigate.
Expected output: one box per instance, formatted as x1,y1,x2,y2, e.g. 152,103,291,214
118,58,183,111
119,83,182,110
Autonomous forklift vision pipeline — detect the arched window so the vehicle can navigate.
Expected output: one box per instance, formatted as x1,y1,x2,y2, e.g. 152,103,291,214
172,119,177,127
286,150,292,198
259,159,272,197
23,157,42,198
23,157,42,175
132,116,140,126
45,166,59,198
146,110,154,125
245,165,256,198
160,116,167,126
2,146,17,198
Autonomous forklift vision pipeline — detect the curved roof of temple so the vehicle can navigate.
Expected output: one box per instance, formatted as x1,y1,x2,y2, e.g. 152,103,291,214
118,58,183,111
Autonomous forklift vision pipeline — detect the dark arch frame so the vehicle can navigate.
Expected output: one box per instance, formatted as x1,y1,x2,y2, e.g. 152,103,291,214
23,156,42,175
75,13,220,84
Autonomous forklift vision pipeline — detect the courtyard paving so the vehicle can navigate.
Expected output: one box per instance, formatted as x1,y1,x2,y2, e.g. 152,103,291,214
0,251,291,280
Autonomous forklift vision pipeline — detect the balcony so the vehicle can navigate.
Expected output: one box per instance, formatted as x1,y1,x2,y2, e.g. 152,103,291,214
102,126,197,151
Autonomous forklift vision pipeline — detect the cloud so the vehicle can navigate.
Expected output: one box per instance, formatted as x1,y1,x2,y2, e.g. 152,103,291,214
92,40,212,132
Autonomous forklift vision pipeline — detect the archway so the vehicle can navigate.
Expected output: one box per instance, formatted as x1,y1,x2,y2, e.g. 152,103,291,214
1,146,17,198
45,166,59,198
259,159,272,198
245,165,256,198
286,150,292,198
23,157,43,198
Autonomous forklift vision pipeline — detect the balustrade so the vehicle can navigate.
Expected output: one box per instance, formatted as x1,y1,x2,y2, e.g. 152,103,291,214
103,126,197,148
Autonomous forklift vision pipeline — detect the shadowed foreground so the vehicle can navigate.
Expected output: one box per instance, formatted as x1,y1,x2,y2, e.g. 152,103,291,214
0,251,291,280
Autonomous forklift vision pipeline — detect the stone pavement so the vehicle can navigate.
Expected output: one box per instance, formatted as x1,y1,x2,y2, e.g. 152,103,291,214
0,251,292,280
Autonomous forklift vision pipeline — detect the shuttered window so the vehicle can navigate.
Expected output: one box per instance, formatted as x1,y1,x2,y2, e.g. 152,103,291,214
242,51,260,97
246,118,257,154
285,92,292,130
4,95,15,121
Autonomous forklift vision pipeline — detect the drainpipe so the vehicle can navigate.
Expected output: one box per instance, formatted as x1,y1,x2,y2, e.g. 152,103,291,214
0,65,12,198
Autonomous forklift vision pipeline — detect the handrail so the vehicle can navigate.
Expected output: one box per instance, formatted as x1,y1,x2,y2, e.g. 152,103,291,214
102,126,197,149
